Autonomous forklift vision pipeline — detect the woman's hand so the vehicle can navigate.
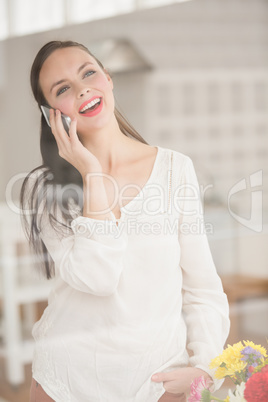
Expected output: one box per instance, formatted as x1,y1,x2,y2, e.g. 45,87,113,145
49,109,101,179
151,367,213,396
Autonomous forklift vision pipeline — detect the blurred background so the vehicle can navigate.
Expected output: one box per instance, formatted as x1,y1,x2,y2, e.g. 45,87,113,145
0,0,267,401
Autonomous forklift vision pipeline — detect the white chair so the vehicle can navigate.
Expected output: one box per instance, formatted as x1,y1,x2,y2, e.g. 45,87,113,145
0,201,53,386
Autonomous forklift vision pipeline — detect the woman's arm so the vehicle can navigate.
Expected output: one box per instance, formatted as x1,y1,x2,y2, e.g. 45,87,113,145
33,109,128,296
50,109,114,222
178,157,230,389
39,210,128,296
152,156,230,395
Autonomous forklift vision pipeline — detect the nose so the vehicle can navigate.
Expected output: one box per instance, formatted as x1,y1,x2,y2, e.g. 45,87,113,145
78,87,91,98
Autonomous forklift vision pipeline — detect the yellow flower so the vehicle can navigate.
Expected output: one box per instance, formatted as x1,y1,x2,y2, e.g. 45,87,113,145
224,397,230,402
213,360,247,380
209,340,267,380
209,342,246,379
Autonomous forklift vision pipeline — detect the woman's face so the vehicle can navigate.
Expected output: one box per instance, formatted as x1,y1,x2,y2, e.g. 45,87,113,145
39,46,115,136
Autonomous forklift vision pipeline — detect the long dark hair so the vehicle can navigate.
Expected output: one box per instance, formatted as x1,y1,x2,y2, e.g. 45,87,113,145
20,40,149,279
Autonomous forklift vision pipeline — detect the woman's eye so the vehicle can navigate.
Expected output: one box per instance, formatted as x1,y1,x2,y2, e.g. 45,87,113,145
56,86,69,96
84,70,95,78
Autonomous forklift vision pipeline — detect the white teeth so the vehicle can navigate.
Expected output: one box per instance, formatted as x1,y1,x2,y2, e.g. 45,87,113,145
80,98,101,113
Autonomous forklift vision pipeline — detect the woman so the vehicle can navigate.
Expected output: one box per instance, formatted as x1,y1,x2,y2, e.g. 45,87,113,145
20,40,230,402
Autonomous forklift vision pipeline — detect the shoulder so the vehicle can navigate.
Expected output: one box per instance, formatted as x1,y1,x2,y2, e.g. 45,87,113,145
158,145,193,170
157,146,199,189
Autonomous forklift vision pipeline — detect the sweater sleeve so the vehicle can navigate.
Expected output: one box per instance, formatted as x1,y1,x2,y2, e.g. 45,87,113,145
177,156,230,391
40,208,128,297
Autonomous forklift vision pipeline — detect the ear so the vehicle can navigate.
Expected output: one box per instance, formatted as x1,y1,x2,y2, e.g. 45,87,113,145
104,68,113,90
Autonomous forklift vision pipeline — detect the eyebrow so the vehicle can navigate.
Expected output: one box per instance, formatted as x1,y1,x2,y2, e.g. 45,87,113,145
49,61,94,93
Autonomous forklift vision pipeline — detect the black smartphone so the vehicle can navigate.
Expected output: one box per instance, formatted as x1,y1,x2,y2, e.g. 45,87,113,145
41,105,71,134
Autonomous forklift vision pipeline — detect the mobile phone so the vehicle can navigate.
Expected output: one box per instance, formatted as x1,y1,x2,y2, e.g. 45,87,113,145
41,105,71,134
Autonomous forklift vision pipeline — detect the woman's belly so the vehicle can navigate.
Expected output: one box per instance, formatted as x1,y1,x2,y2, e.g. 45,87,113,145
33,319,189,402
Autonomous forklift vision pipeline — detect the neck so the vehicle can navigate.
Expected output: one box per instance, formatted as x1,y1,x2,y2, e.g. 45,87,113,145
78,115,137,173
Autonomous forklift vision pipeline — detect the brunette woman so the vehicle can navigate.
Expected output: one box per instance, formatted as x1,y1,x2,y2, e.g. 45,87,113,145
20,41,230,402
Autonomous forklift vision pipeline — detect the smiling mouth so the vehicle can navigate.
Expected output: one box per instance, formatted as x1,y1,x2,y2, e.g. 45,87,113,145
79,97,102,114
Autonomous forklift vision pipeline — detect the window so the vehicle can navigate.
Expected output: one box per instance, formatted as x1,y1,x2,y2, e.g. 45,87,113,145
0,0,193,40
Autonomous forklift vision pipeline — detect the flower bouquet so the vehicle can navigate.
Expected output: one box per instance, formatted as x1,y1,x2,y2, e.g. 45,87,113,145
189,340,268,402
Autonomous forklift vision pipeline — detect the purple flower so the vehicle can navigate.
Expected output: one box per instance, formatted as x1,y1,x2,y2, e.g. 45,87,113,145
242,347,265,381
241,346,262,361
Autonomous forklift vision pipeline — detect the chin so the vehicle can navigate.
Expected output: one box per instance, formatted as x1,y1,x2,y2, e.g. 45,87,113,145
80,114,115,134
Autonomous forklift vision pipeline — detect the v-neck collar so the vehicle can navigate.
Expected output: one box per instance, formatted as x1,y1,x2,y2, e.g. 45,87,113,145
112,145,163,224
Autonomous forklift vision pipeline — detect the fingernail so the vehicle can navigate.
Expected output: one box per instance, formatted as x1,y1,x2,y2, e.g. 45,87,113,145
152,374,158,380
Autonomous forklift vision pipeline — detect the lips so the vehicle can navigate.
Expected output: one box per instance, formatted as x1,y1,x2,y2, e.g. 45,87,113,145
79,96,99,112
78,96,103,117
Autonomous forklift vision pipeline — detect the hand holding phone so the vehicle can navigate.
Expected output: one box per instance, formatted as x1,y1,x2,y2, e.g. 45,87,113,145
40,104,101,178
41,105,71,134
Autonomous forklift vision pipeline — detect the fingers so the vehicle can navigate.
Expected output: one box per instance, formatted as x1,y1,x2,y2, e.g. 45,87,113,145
53,109,69,139
152,370,179,382
49,108,71,155
50,108,77,141
48,109,98,175
49,109,62,139
49,109,83,168
68,117,78,142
